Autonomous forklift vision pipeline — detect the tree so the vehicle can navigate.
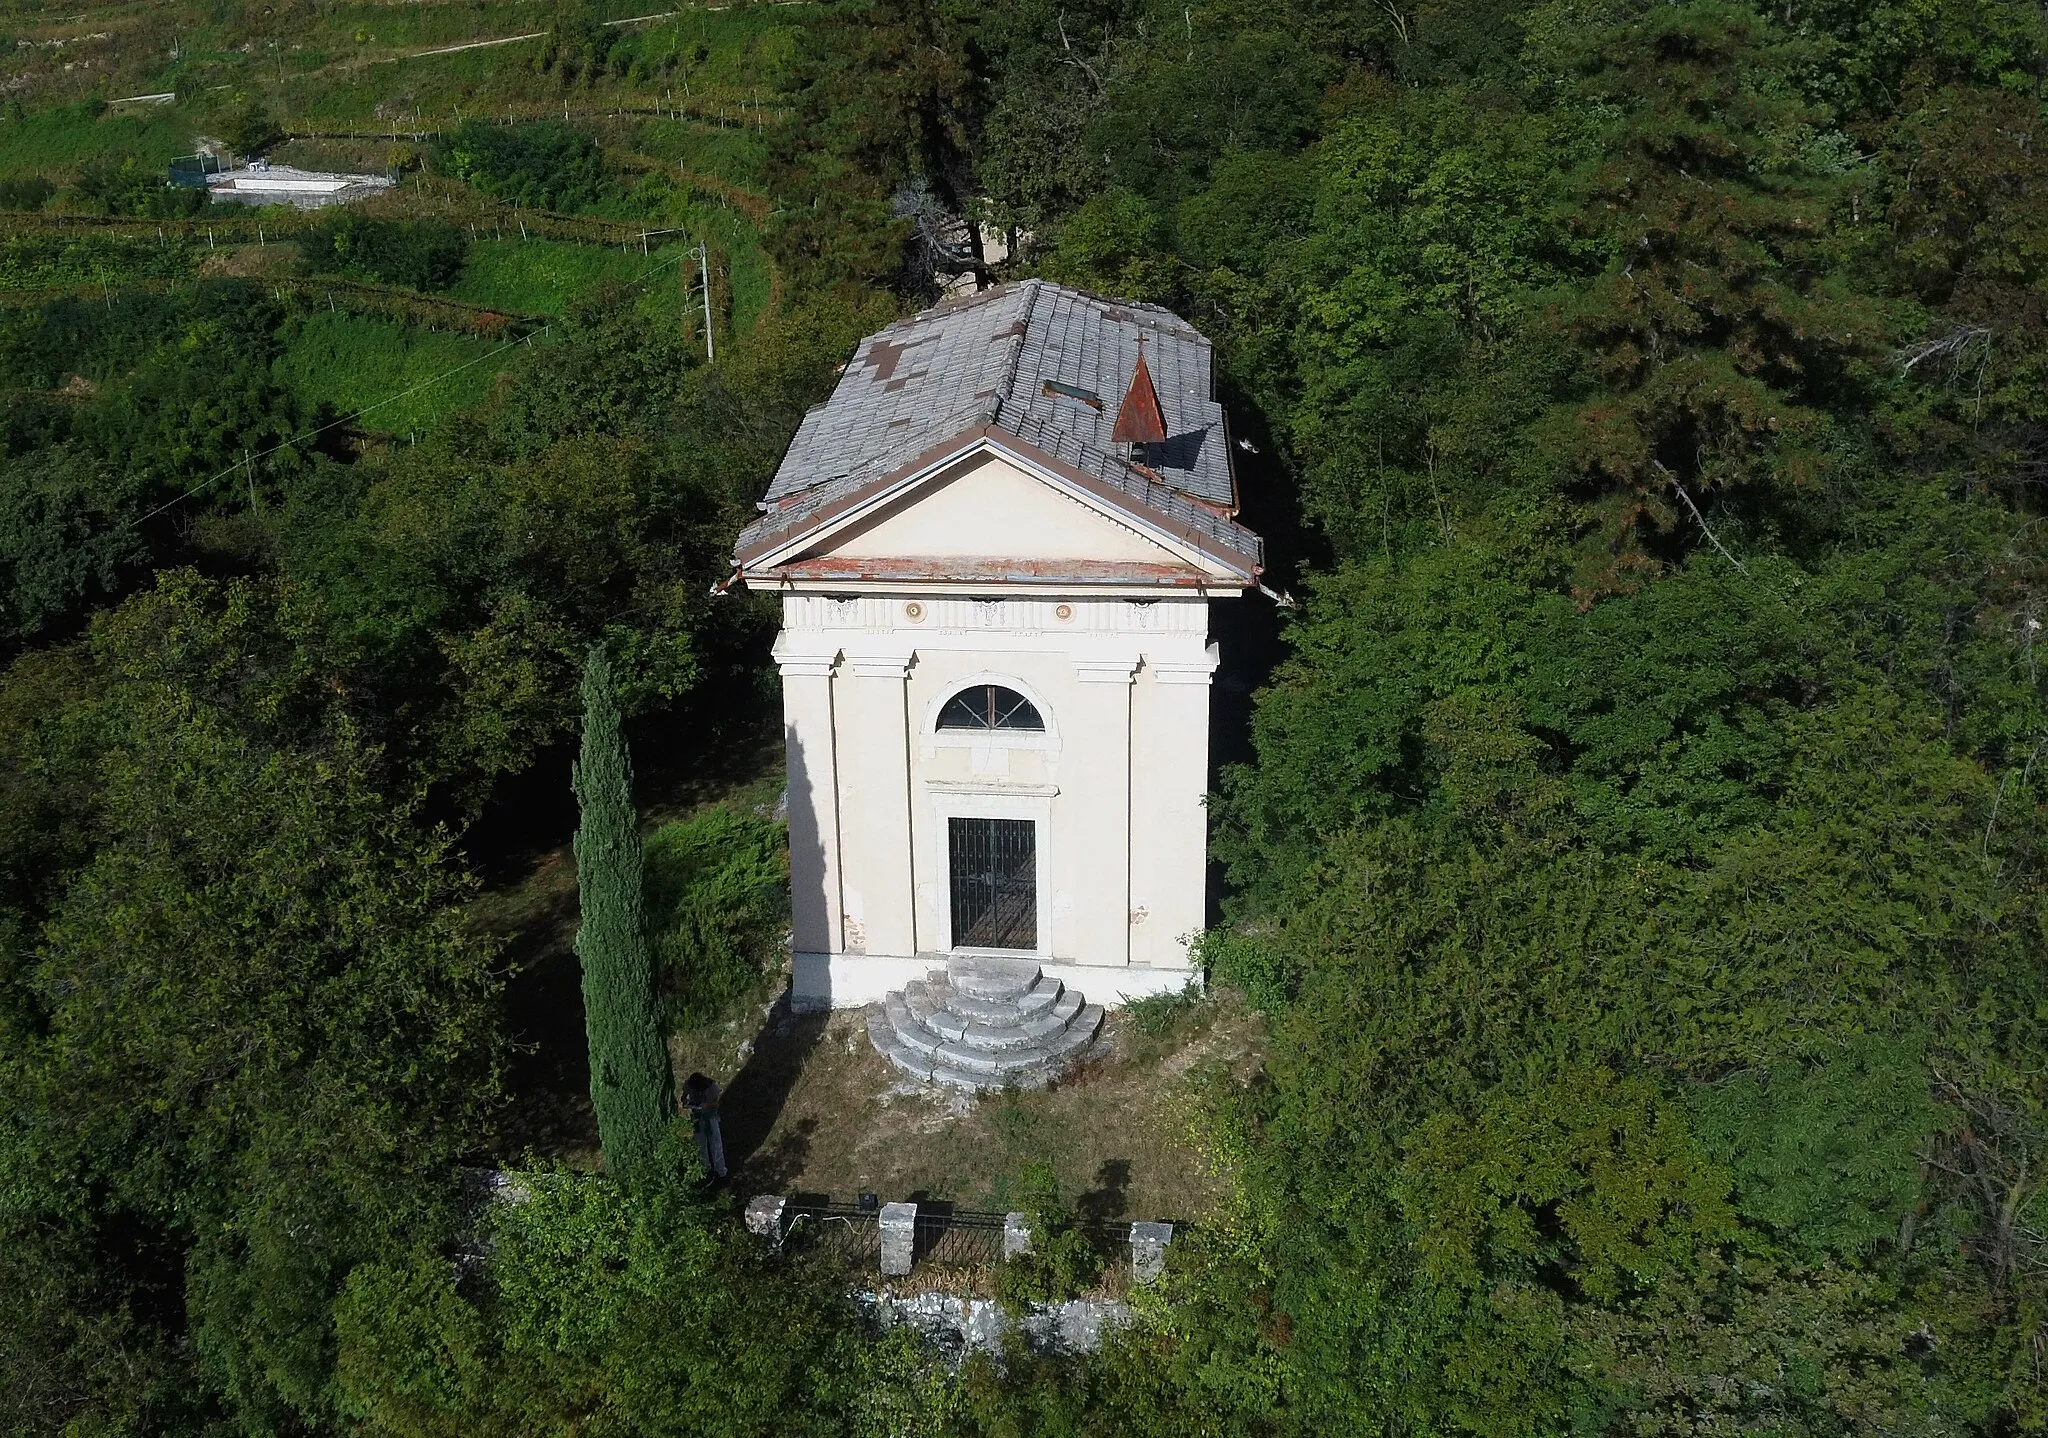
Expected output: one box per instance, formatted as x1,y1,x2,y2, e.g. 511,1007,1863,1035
0,572,503,1434
571,644,672,1185
1534,2,1885,592
225,98,280,158
333,1135,865,1436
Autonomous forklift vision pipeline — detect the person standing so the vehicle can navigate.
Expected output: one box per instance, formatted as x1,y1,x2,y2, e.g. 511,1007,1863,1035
682,1072,728,1181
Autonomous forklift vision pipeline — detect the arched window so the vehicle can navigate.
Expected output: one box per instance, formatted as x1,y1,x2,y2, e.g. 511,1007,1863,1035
938,684,1044,732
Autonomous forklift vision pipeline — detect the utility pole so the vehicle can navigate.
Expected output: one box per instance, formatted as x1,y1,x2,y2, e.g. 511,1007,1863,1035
698,242,714,364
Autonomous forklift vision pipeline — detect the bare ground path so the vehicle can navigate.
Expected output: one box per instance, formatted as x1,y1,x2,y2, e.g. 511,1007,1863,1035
677,990,1262,1222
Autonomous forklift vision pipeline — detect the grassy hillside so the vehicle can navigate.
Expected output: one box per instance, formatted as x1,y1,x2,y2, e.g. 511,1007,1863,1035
0,0,796,440
274,309,518,437
0,103,197,181
449,235,694,317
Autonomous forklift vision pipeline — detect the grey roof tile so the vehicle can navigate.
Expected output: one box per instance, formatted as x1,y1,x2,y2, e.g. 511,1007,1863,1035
740,281,1258,574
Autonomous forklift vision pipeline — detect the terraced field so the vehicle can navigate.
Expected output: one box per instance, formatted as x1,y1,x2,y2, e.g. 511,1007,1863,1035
0,0,796,442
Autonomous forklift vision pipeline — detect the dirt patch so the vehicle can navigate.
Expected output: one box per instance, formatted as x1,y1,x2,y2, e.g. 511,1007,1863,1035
675,991,1264,1224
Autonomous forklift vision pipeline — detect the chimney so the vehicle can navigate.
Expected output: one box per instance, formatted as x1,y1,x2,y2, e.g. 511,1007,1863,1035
1111,336,1168,446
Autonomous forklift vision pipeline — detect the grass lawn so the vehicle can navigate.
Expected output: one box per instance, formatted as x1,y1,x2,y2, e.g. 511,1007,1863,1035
0,102,195,180
275,309,517,436
721,215,773,333
630,117,771,193
449,235,695,317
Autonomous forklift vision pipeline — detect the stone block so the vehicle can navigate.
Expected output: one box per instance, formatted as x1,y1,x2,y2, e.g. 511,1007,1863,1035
949,954,1040,1001
880,1201,918,1277
1003,1212,1032,1259
744,1195,787,1243
1130,1221,1174,1283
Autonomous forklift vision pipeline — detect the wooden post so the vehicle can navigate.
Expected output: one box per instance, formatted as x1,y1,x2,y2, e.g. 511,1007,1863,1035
698,243,714,363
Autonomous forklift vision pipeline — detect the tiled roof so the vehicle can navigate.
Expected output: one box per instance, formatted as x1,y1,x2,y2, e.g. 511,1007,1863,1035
735,281,1261,577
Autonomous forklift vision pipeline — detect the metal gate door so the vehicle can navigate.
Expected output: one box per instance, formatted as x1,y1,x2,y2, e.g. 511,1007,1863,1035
948,817,1036,950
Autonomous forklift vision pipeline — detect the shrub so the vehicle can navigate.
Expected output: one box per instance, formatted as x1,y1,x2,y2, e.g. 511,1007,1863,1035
0,175,54,211
993,1161,1105,1313
643,804,787,1025
435,120,606,212
71,154,209,218
296,214,468,291
1122,979,1201,1037
1685,1038,1940,1262
1192,927,1295,1012
224,99,280,157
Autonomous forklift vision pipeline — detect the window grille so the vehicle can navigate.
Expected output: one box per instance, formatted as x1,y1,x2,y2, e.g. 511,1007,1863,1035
948,817,1036,950
938,684,1043,732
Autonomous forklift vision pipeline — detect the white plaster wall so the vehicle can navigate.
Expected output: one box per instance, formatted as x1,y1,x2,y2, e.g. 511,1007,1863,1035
774,592,1219,1001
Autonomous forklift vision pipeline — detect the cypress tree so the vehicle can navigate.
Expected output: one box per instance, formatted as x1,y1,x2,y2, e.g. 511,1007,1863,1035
571,645,671,1185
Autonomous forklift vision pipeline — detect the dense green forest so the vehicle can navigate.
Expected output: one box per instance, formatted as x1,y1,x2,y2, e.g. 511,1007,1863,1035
3,0,2047,1432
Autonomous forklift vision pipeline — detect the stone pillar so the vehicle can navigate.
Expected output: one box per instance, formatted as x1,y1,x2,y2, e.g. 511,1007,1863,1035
744,1194,788,1244
1130,1221,1174,1283
776,647,841,958
1003,1212,1032,1259
838,652,918,958
880,1201,918,1277
1072,655,1139,965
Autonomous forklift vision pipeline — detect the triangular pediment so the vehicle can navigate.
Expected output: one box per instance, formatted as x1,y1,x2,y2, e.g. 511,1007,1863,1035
775,443,1238,581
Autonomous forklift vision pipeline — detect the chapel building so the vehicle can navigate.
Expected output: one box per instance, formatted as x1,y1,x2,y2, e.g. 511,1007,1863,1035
731,281,1262,1083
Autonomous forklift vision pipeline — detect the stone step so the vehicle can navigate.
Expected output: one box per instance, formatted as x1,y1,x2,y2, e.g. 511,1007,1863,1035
933,1037,1040,1077
935,1004,1102,1076
932,1016,1104,1092
868,968,1105,1093
902,982,968,1042
1042,1004,1105,1061
867,1007,934,1081
895,987,1083,1054
929,1058,1058,1092
948,954,1041,1002
957,989,1084,1052
947,973,1065,1026
883,993,946,1056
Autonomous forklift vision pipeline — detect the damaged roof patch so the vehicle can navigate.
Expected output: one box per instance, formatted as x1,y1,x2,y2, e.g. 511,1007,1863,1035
737,280,1259,578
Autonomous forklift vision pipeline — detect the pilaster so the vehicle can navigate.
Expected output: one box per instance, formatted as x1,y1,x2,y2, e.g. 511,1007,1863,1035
837,650,919,957
776,648,842,956
1071,655,1139,965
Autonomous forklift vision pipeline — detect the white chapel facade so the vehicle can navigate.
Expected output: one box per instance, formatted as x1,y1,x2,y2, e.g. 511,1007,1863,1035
731,280,1263,1019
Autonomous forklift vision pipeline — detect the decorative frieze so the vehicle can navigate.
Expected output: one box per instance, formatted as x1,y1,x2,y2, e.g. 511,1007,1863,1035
783,594,1209,637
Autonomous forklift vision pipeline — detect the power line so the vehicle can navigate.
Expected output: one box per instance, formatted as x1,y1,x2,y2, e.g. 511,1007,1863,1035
129,327,547,528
